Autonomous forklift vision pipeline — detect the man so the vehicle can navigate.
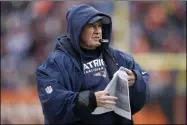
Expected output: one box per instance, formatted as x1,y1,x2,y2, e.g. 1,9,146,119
36,4,149,124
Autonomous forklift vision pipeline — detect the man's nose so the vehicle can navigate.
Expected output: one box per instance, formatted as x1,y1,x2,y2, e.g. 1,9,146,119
94,26,102,34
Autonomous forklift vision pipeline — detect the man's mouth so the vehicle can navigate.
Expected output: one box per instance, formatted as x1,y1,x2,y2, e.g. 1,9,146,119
93,37,101,41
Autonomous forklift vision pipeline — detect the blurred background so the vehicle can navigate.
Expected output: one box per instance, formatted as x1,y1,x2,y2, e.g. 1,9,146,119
1,1,186,124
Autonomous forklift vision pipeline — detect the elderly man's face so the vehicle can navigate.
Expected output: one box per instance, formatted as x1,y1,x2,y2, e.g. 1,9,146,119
80,21,102,50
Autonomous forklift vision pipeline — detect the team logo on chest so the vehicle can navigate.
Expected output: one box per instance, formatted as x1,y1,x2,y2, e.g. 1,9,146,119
83,58,106,75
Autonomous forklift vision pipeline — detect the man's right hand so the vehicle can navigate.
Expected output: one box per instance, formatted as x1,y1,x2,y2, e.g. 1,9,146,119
94,90,118,109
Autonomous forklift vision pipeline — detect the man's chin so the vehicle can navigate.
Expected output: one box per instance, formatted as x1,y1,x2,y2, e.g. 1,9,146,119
94,42,101,47
88,43,101,50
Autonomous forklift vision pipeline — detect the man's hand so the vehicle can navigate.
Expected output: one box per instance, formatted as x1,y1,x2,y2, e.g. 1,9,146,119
94,90,118,109
123,68,136,87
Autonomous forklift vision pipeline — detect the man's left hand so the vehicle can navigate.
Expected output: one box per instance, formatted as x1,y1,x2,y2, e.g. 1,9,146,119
123,68,136,87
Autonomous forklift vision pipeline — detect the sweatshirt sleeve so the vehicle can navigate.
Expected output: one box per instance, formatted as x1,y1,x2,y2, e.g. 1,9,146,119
129,58,149,115
36,54,96,124
116,51,150,115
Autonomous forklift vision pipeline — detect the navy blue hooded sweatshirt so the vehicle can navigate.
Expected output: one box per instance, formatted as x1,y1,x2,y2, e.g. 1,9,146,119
36,4,149,124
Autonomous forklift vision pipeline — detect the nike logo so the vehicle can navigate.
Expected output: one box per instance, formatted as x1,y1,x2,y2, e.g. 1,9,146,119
142,72,146,75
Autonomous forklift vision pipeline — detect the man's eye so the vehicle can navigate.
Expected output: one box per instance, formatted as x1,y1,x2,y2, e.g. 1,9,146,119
98,24,102,27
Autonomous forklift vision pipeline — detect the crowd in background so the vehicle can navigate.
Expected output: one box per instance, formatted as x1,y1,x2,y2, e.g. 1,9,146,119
129,2,186,123
1,1,186,124
130,1,186,53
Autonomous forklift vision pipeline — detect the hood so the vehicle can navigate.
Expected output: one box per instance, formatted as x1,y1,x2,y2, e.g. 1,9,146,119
66,4,112,54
